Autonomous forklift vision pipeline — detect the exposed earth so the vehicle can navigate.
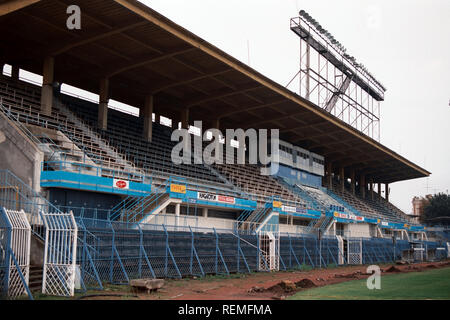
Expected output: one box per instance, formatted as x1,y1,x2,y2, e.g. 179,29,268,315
72,260,450,300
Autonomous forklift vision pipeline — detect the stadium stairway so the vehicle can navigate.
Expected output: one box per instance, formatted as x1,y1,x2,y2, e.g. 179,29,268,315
109,177,174,223
28,265,43,293
214,164,309,208
326,180,381,219
236,203,273,233
276,177,323,211
325,187,364,217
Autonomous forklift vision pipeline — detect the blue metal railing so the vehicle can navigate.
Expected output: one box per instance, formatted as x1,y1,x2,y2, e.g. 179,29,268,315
41,160,152,184
276,177,322,211
325,187,364,217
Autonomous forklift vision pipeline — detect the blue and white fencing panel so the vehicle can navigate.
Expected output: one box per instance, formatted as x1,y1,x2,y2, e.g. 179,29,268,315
41,211,78,297
0,208,32,300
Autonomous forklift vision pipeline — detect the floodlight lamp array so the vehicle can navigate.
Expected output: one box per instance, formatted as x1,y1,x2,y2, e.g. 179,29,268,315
298,9,386,91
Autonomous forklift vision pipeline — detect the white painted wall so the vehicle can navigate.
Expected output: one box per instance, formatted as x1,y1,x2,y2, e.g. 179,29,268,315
347,223,371,238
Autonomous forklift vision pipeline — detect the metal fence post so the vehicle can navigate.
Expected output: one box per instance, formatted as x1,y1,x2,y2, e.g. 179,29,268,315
138,225,143,278
109,222,114,283
164,224,168,277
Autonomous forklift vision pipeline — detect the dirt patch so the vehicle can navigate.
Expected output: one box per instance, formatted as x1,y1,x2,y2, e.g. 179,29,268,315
425,264,438,269
75,260,450,300
335,272,361,279
295,279,317,289
385,266,402,273
266,280,297,294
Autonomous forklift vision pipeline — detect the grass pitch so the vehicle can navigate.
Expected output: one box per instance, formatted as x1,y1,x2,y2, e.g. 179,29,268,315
288,266,450,300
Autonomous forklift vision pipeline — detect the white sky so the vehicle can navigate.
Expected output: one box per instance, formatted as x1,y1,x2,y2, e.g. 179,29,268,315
141,0,450,213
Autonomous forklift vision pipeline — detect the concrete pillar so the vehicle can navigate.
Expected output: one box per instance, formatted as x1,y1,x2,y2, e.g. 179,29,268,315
175,203,180,226
327,162,332,190
142,95,153,142
172,115,180,130
360,174,366,198
40,56,54,115
378,182,382,201
370,178,374,200
350,168,356,195
339,167,345,193
98,78,109,130
202,207,208,218
385,183,389,202
180,108,189,129
11,65,19,81
211,118,220,130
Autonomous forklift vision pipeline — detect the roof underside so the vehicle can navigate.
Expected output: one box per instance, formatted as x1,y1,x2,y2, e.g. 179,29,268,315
0,0,430,183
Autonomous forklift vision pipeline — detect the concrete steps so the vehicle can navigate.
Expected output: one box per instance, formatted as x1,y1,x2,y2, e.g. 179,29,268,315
28,265,43,293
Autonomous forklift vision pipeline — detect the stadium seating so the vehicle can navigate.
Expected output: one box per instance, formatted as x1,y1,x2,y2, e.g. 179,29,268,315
325,179,380,218
0,76,139,177
214,163,309,207
297,184,345,211
0,74,418,225
57,93,232,188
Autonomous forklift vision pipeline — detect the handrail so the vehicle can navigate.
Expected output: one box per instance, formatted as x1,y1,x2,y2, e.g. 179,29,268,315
42,160,152,183
0,100,42,145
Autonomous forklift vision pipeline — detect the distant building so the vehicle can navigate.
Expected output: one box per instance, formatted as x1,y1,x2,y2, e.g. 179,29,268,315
411,195,432,222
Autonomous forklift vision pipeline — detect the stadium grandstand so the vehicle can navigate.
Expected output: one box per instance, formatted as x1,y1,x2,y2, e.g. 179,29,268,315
0,0,448,299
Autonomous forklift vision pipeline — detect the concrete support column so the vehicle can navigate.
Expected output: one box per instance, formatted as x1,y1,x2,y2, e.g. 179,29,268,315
180,108,189,129
211,118,220,130
370,178,374,200
98,78,109,130
202,207,208,218
172,115,180,130
326,162,332,190
378,183,382,201
350,168,356,195
385,183,389,202
175,203,181,226
40,56,54,115
360,174,366,198
369,178,375,200
142,95,153,142
339,167,345,193
11,65,19,81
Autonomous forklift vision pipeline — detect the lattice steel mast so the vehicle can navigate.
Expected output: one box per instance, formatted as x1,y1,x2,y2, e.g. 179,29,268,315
287,10,386,141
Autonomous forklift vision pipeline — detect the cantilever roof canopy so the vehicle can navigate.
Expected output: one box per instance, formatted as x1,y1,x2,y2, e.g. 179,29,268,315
0,0,430,183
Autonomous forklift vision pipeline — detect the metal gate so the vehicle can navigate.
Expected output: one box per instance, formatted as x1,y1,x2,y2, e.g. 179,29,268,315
41,211,78,297
0,207,32,299
258,232,279,271
413,243,425,262
347,238,362,265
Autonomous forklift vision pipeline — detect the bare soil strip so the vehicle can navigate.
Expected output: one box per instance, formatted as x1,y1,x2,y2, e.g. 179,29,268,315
79,261,450,300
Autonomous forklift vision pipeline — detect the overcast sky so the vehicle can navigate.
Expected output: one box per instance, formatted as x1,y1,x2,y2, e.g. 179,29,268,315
142,0,450,213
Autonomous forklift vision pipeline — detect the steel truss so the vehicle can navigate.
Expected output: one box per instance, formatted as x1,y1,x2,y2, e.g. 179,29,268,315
288,16,384,141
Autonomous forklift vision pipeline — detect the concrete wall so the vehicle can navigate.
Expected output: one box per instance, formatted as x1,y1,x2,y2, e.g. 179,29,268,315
0,112,43,192
347,223,371,238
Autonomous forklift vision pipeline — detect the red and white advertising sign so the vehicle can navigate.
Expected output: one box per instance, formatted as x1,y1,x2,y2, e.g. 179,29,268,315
198,192,235,205
334,211,364,222
113,179,129,190
218,195,235,205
